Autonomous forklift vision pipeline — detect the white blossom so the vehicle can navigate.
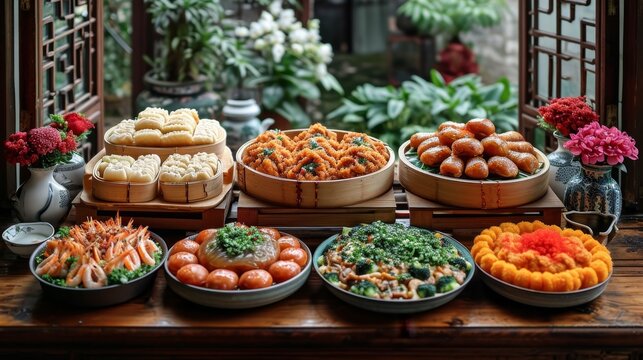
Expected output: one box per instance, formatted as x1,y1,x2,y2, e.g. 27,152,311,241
272,44,285,63
234,26,249,38
308,19,320,30
260,11,274,23
254,38,267,50
249,22,264,39
269,1,282,16
291,43,304,56
289,28,309,44
318,43,333,63
268,30,286,45
307,27,321,42
259,18,277,33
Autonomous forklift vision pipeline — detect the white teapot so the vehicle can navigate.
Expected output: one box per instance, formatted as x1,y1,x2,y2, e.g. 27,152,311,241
222,98,274,155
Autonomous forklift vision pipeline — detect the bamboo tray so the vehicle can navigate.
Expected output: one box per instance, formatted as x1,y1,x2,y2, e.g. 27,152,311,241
398,140,550,209
103,124,227,161
160,160,223,203
237,188,396,227
236,130,395,208
91,162,159,203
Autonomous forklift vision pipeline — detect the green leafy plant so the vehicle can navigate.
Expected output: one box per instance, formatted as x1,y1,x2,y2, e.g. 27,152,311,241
103,0,132,97
397,0,506,40
327,70,518,151
235,1,343,127
145,0,254,85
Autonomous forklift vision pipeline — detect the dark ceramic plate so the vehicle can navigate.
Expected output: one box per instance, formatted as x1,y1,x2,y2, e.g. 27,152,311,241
29,232,168,307
314,232,475,314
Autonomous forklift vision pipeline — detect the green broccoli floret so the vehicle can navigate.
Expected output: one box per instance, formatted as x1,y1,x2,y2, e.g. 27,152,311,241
355,258,378,275
40,274,67,287
408,262,430,280
323,272,340,285
396,273,413,282
448,257,472,272
316,255,326,267
436,275,460,293
350,280,379,298
416,283,436,298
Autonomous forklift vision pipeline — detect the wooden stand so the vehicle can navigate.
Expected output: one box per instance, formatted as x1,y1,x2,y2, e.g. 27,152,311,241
407,188,564,239
73,188,232,231
237,188,396,227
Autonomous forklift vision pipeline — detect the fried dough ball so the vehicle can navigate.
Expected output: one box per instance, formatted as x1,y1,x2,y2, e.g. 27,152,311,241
420,145,452,167
487,156,519,178
507,150,540,174
437,127,474,147
481,135,509,157
439,155,464,177
452,138,484,158
464,157,489,179
337,145,389,178
286,148,336,180
410,132,436,148
255,130,296,150
497,131,525,142
417,137,442,155
507,141,536,155
293,123,338,142
465,118,496,140
438,121,466,131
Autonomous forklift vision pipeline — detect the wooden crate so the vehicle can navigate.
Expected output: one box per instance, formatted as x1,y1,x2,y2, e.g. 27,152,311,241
407,188,564,240
72,186,233,231
237,188,396,227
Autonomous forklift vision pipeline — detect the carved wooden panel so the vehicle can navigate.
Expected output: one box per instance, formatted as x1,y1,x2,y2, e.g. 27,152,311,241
19,0,104,159
518,0,619,149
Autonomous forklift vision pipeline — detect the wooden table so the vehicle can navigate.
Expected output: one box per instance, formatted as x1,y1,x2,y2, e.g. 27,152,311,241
0,205,641,358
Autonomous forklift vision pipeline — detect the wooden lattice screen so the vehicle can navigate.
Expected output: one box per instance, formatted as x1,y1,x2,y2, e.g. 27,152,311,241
518,0,619,150
19,0,104,159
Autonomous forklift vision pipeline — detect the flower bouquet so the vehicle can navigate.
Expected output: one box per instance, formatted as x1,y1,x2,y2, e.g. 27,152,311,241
537,96,598,138
4,113,94,224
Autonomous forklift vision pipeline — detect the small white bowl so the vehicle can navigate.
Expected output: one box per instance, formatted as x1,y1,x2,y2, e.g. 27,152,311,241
2,222,55,258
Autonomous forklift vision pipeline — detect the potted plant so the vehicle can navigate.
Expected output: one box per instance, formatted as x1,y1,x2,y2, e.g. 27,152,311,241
396,0,506,81
234,0,343,129
136,0,242,118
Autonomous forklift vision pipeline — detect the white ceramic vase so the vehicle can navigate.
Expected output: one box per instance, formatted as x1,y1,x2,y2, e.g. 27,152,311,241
53,152,85,200
547,131,581,201
13,166,71,225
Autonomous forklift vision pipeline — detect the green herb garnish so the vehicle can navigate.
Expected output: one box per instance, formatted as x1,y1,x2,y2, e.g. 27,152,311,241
210,224,265,257
56,226,70,238
262,148,275,156
358,157,367,165
41,274,67,287
302,162,319,174
309,139,320,149
106,247,162,285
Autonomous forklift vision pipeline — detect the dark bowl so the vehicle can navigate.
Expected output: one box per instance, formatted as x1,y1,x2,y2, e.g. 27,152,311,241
314,232,475,314
29,232,168,307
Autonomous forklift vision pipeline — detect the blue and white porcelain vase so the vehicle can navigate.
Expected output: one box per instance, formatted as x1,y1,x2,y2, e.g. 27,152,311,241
564,164,622,222
12,166,71,225
53,152,85,200
547,131,581,201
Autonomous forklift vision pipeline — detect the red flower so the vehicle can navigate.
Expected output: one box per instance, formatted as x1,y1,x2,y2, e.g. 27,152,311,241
3,132,38,166
63,112,94,136
27,127,62,156
58,131,78,153
537,96,598,137
435,43,479,83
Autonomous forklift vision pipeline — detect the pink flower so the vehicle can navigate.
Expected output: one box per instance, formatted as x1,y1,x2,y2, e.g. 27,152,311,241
564,122,638,166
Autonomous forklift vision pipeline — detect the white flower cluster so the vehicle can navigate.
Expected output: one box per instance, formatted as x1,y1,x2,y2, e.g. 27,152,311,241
234,0,333,79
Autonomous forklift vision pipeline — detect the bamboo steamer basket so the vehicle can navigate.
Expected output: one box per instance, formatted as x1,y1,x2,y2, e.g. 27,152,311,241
236,130,395,208
103,123,227,161
92,162,158,203
398,140,550,209
160,160,223,203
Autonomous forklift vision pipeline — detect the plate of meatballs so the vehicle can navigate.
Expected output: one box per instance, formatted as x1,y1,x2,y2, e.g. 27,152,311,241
398,118,550,209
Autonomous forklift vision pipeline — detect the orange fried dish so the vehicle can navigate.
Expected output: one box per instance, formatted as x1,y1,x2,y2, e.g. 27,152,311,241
242,123,390,181
471,221,612,292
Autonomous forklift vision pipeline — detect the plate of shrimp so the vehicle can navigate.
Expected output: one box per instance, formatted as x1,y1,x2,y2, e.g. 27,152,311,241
28,216,168,307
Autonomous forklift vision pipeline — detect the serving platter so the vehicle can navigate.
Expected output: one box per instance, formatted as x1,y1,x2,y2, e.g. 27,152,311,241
398,140,550,209
313,233,475,314
235,130,395,208
164,234,312,309
29,232,168,307
476,264,612,308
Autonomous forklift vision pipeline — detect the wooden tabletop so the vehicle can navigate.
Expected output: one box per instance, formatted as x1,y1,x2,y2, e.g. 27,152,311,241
0,207,641,358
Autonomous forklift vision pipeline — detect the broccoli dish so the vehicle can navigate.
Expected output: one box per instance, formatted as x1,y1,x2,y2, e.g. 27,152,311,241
317,222,472,300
